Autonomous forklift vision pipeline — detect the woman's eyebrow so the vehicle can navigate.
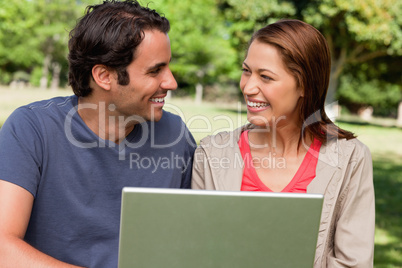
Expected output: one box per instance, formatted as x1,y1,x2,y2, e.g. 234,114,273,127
242,62,278,76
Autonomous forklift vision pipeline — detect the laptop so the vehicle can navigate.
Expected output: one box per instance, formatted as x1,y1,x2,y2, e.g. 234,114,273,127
118,187,323,268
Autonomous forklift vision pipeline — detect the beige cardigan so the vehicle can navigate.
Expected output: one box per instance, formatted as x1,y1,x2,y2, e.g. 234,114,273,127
191,124,375,267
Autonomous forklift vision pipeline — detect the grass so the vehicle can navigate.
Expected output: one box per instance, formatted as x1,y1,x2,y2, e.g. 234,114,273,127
372,154,402,267
336,122,402,267
1,87,401,267
0,86,71,125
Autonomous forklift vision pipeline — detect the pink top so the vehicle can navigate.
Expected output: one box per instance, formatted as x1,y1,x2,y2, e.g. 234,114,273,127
238,130,322,193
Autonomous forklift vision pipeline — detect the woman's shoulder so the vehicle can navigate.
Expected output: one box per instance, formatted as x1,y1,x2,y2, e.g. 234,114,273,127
338,137,369,151
323,137,371,162
346,138,372,161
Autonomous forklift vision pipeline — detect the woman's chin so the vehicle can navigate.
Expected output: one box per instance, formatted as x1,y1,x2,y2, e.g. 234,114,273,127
247,114,274,128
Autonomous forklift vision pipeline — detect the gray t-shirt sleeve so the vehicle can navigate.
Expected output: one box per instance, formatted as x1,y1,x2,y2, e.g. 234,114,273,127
0,107,43,197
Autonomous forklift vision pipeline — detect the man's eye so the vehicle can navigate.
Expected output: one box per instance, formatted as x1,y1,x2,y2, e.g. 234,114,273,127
149,68,161,74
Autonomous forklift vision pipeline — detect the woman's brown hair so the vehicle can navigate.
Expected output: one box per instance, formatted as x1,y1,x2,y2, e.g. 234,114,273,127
250,19,355,143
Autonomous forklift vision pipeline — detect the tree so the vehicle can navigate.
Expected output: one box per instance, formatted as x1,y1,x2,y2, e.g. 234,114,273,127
301,0,402,108
0,0,42,84
217,0,296,66
0,0,93,88
150,0,238,103
217,0,402,117
33,0,85,89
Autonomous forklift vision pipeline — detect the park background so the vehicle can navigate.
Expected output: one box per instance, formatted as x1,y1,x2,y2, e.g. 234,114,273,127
0,0,401,267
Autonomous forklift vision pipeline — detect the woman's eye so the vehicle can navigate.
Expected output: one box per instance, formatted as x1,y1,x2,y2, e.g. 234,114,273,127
261,75,272,81
241,68,250,73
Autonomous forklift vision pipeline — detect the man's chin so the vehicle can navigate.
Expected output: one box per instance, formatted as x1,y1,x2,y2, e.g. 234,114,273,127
146,109,164,122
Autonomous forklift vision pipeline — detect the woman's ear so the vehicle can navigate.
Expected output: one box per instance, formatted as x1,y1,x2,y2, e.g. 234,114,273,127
91,65,113,91
299,87,304,97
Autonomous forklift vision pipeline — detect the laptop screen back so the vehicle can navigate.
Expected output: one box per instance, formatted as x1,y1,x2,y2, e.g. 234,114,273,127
118,187,323,268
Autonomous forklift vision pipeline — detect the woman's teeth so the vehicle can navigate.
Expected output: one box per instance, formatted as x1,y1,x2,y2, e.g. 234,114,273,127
247,100,269,108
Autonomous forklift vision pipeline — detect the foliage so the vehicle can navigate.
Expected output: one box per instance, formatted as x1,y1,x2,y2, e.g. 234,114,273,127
0,0,42,69
29,67,44,87
33,0,80,64
150,0,238,92
0,69,11,84
216,0,402,115
0,0,401,116
12,71,30,82
0,0,90,87
300,0,402,111
301,0,402,65
337,71,401,116
217,0,296,64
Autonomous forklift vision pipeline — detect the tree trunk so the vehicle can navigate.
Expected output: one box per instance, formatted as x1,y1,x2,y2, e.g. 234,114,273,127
195,83,203,105
326,47,346,119
50,62,61,91
40,54,52,90
326,74,340,119
166,90,172,101
397,101,402,127
327,73,339,105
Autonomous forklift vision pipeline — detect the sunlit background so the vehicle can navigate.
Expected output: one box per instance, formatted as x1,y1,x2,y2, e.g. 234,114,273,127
0,0,401,266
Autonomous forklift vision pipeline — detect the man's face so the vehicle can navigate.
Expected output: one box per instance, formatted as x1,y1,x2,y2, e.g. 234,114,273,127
109,30,177,122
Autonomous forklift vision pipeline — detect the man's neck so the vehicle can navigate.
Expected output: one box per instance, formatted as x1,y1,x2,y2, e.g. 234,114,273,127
77,96,135,144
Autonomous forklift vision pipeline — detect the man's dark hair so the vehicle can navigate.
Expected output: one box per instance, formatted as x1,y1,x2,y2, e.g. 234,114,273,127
68,0,170,97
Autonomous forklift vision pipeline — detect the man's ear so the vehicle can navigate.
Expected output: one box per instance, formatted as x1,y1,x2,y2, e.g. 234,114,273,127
91,65,114,91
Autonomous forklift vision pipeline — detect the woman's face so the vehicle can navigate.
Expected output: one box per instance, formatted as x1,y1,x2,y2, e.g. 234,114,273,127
240,40,304,128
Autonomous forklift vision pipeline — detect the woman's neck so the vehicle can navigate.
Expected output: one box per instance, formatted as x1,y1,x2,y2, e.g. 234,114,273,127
248,124,312,158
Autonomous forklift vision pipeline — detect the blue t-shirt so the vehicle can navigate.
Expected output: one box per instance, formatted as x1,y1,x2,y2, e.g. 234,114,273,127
0,95,196,267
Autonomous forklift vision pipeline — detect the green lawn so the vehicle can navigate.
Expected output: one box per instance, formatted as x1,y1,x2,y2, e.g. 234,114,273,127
337,122,402,268
1,87,401,267
0,86,71,125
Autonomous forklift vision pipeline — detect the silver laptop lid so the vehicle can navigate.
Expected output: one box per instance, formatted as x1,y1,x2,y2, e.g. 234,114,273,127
118,187,323,268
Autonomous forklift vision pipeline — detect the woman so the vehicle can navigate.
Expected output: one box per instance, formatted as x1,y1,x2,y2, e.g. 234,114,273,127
192,19,374,267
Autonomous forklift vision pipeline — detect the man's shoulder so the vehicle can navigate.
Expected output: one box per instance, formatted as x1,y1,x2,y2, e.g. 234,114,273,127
146,110,195,148
24,95,75,111
160,110,182,122
11,95,75,119
156,110,187,130
2,96,73,136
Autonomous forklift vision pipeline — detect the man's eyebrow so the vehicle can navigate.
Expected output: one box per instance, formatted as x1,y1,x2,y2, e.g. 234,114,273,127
146,58,172,72
146,62,167,72
242,62,278,76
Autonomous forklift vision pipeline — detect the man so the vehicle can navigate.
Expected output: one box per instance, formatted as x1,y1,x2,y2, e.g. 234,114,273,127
0,1,196,267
